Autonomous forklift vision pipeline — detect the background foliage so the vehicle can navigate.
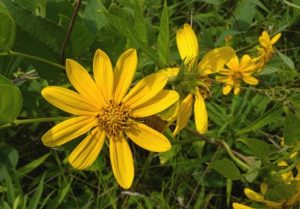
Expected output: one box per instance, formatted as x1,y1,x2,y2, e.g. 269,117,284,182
0,0,300,208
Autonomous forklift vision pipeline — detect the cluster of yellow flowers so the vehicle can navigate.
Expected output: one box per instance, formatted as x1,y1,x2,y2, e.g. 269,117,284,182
233,160,300,209
40,24,281,189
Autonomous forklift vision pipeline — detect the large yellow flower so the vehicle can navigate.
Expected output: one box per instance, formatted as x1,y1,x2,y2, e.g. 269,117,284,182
254,31,281,71
41,48,179,189
166,24,235,135
216,54,259,95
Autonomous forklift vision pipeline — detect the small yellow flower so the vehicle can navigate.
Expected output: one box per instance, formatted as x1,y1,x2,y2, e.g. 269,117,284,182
41,48,179,189
216,55,259,95
233,161,300,209
254,31,281,71
163,23,235,135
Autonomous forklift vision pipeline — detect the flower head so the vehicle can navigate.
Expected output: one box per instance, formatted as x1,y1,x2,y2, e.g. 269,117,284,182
233,161,300,209
41,48,179,189
163,23,235,135
254,31,281,71
216,54,259,95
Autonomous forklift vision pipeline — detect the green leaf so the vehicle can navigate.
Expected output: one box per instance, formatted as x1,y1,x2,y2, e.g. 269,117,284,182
232,0,256,30
0,84,22,123
17,153,50,178
0,166,15,205
0,11,16,52
132,0,147,44
83,0,108,33
28,173,46,209
101,8,162,66
0,145,19,170
277,51,295,69
238,138,273,160
157,0,170,66
0,74,12,85
283,113,300,145
245,160,261,182
237,103,282,135
209,158,242,180
1,0,64,54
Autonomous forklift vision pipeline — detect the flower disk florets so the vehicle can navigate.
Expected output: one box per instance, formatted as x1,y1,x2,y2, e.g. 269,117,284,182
97,100,131,137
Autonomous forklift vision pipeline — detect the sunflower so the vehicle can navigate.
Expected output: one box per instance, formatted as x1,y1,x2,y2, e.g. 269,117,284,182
41,48,179,189
216,54,259,95
162,24,235,135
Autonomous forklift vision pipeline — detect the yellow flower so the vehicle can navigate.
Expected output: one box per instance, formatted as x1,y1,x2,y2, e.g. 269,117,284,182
254,31,281,71
41,48,179,189
216,55,259,95
167,23,235,135
233,161,300,209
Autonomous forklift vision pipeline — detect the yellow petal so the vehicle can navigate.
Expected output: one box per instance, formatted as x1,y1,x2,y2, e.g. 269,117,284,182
263,200,284,209
242,76,259,85
159,100,180,122
93,49,114,102
173,93,193,135
109,137,134,189
244,188,264,202
42,116,97,147
223,85,232,95
159,67,180,81
225,55,239,72
176,23,199,65
239,54,252,70
66,59,104,108
131,90,179,118
198,47,236,75
41,86,99,116
113,49,137,103
123,72,168,108
194,89,208,134
234,86,241,95
259,31,270,48
69,128,105,169
232,203,254,209
126,121,171,152
286,190,300,205
271,33,281,45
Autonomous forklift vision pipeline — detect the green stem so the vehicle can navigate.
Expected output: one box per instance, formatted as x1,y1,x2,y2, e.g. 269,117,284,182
219,139,250,171
0,50,65,70
185,127,250,171
0,117,68,129
284,0,300,9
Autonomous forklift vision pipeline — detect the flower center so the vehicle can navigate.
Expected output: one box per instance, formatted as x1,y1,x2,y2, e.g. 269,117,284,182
97,100,131,137
197,76,211,99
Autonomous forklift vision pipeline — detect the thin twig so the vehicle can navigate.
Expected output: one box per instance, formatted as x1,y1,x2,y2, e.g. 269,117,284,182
60,0,82,64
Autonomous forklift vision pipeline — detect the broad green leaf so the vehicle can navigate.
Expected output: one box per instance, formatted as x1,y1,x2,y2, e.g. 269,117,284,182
237,103,282,135
232,0,256,30
83,0,108,33
17,153,50,178
132,0,147,44
13,195,20,209
238,138,273,160
0,74,12,85
209,158,241,180
157,0,170,66
0,145,19,170
250,0,270,13
28,173,46,209
2,0,64,54
59,15,95,57
0,84,22,123
101,9,162,66
283,113,300,145
245,160,261,182
0,11,16,52
277,51,295,69
159,145,180,164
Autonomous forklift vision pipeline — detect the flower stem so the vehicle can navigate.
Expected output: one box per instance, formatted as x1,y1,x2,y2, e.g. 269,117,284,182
0,117,69,130
0,50,65,70
184,127,250,171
